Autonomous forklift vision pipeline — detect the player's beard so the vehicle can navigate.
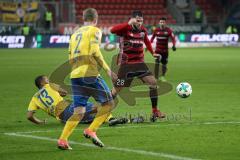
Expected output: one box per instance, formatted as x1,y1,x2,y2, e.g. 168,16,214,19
132,23,141,31
160,25,166,29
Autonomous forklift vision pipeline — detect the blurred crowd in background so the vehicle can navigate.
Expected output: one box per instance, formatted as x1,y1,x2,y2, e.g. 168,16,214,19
0,0,239,36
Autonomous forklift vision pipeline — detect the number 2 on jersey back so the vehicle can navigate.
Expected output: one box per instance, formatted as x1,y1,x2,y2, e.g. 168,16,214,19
74,33,82,54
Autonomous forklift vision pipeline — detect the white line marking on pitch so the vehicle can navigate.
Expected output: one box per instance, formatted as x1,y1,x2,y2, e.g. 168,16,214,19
6,121,240,134
4,132,201,160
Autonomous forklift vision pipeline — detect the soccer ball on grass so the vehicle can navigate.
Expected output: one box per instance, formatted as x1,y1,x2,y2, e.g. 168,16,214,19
176,82,192,98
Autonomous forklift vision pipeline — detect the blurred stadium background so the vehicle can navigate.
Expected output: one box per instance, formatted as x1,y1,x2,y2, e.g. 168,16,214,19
0,0,239,48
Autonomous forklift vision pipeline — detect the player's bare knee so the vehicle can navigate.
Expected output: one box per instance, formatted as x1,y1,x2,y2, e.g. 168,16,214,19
73,107,86,115
149,78,157,87
70,107,86,121
102,100,114,108
112,87,122,96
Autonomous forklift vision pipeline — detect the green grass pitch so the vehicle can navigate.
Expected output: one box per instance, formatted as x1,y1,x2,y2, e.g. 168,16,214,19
0,47,240,160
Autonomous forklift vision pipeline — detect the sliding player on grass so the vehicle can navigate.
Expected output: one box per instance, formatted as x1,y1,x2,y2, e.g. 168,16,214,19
27,75,123,126
150,17,176,82
110,11,166,121
57,8,117,149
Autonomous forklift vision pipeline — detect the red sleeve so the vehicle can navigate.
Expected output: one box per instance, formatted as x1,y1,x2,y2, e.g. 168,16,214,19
144,30,154,55
169,28,176,46
110,22,129,36
150,29,157,43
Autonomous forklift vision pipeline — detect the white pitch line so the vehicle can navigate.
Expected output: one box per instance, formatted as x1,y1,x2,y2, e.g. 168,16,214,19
4,132,201,160
5,121,240,135
201,121,240,125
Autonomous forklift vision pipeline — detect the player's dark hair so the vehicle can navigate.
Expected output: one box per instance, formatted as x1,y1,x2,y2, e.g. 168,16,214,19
83,8,98,22
132,10,143,18
160,17,167,21
35,75,45,89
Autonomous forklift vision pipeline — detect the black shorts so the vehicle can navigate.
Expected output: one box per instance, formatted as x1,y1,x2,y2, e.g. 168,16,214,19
114,63,152,87
156,52,169,65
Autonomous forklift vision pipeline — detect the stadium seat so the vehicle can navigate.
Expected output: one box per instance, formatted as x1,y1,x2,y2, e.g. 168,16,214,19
75,0,176,26
195,0,223,24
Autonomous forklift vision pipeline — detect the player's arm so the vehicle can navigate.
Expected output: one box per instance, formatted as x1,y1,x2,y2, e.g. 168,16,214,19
50,83,68,97
91,30,118,81
150,30,156,43
94,45,118,81
27,99,46,125
110,22,129,36
144,30,159,58
27,111,46,125
169,29,176,51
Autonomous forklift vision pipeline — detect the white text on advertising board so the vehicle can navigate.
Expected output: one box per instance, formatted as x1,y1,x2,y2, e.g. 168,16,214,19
0,36,25,48
191,34,239,42
50,35,70,44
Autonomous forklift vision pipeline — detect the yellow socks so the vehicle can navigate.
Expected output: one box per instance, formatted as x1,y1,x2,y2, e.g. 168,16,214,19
59,120,79,141
88,104,112,132
59,113,83,141
59,104,112,140
104,114,113,122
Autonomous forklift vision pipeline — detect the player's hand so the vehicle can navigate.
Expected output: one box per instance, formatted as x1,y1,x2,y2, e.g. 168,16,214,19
108,70,118,82
172,46,176,51
128,18,137,25
153,53,161,59
59,90,67,97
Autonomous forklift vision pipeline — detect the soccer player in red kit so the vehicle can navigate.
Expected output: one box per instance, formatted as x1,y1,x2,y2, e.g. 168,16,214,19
111,11,165,121
150,17,176,82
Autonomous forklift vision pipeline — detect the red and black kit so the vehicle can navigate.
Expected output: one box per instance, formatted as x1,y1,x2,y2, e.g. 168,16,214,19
111,22,154,87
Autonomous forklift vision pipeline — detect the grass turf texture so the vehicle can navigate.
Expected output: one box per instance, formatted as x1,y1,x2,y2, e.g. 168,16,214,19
0,48,240,160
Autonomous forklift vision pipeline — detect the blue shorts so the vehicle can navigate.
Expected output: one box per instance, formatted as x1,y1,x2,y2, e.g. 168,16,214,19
59,102,96,123
71,77,112,108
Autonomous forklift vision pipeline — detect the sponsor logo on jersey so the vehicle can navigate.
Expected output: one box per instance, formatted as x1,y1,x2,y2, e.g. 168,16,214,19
140,32,145,38
128,39,144,44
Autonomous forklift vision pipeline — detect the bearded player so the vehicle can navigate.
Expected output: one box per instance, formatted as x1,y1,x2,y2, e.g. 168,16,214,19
150,17,176,82
110,11,165,121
